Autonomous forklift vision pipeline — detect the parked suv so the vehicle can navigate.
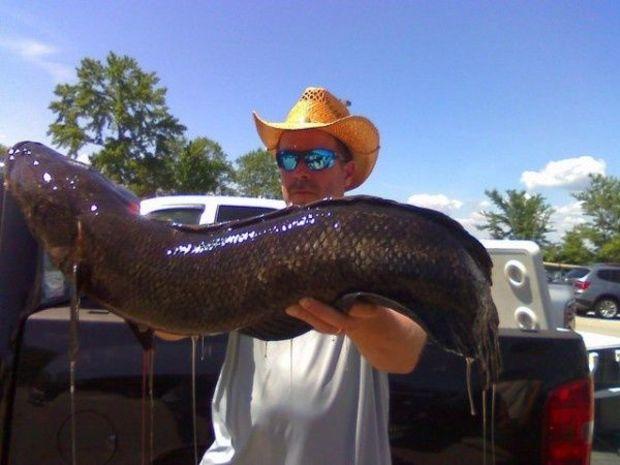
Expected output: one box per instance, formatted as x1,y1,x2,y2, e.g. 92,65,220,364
573,263,620,319
563,266,591,285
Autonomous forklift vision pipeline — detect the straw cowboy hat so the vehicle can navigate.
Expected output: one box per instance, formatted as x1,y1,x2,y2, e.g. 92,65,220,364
253,87,380,190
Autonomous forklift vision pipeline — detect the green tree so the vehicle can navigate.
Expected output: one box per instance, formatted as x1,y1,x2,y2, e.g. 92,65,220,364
598,235,620,262
547,226,596,264
542,243,564,264
172,137,235,195
0,143,8,175
48,52,185,196
235,148,281,199
573,174,620,247
478,189,554,246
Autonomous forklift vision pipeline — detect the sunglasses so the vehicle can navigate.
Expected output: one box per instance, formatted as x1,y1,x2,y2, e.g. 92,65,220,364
275,149,341,172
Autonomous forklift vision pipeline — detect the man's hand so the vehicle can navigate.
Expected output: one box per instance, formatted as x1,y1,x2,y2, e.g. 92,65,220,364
286,297,427,374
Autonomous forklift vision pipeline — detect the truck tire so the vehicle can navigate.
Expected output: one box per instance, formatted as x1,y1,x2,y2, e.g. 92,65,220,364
594,297,619,319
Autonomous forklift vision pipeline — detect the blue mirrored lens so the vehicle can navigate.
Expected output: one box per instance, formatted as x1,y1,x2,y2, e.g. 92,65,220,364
306,149,336,170
276,149,337,171
277,153,298,171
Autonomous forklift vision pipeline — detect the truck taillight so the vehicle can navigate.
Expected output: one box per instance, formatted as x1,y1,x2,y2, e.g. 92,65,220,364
542,378,593,465
573,280,590,291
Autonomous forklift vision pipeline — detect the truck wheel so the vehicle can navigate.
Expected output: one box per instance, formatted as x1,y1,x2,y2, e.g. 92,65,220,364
595,298,619,319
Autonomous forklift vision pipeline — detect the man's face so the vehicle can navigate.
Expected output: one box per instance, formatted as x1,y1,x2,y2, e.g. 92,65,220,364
277,129,355,206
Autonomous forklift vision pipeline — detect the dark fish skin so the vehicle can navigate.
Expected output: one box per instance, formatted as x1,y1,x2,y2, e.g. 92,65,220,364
4,142,500,383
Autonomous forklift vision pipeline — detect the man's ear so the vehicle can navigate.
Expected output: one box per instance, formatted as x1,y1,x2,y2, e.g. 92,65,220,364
343,161,356,190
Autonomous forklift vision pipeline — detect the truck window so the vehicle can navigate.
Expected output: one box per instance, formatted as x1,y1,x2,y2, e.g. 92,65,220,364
215,205,277,222
9,305,226,464
145,206,204,225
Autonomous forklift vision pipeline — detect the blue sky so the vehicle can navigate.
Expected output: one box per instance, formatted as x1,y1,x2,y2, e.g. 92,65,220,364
1,1,619,240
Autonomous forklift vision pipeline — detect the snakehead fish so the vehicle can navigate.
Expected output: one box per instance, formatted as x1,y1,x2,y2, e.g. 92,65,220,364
4,141,500,382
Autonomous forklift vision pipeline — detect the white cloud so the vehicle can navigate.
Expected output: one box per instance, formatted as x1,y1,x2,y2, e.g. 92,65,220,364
0,37,73,82
407,193,463,214
549,201,587,241
8,39,56,58
454,210,488,240
521,156,606,190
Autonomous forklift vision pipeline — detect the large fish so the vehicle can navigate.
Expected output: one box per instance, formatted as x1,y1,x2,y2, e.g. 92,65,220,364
4,141,500,382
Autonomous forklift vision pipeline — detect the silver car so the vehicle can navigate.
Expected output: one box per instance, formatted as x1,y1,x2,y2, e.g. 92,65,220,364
573,264,620,319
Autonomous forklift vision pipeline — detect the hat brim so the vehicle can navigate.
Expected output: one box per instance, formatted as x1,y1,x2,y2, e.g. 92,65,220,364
253,112,379,191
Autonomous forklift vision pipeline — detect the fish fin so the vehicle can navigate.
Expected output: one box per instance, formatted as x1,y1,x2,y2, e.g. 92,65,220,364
334,292,412,314
243,293,417,341
239,313,312,341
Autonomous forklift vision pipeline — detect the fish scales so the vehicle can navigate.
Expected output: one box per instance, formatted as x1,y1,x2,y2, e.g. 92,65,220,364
4,141,500,383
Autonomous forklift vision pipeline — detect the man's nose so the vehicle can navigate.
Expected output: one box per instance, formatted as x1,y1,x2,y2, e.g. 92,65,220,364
290,160,312,178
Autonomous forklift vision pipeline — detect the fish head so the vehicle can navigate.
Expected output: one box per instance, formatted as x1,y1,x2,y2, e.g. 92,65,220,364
4,141,139,270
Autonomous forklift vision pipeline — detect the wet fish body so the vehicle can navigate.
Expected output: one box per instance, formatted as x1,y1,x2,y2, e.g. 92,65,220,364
4,142,500,382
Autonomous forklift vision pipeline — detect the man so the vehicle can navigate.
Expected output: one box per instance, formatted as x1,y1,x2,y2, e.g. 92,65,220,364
199,87,427,465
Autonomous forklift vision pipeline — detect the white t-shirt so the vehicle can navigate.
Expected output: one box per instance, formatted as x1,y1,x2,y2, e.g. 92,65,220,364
200,330,391,465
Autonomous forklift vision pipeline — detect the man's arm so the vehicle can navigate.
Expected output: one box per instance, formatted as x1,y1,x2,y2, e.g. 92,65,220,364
286,298,427,374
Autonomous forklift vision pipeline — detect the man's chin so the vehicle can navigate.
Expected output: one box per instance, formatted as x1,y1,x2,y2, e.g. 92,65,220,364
288,191,321,205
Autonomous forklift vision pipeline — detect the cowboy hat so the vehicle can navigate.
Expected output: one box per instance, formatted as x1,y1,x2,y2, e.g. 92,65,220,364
253,87,380,190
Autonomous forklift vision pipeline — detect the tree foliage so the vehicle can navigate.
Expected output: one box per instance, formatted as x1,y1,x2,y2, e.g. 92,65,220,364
0,144,8,175
172,137,235,195
235,148,281,199
598,235,620,263
48,52,185,196
478,189,554,246
543,174,620,264
543,226,595,264
572,174,620,248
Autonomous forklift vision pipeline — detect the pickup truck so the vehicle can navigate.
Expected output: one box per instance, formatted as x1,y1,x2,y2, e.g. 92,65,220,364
0,191,594,465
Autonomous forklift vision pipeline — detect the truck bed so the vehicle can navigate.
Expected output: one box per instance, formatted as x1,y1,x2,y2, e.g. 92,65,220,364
5,306,588,465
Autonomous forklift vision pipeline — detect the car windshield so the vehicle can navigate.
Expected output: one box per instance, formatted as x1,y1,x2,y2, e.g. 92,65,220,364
565,268,590,280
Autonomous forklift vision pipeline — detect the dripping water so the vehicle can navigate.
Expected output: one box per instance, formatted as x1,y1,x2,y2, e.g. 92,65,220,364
149,344,155,463
482,388,487,465
191,336,199,465
69,263,81,465
141,348,147,465
491,383,496,465
289,339,294,393
148,337,155,465
200,336,207,361
139,333,155,465
465,357,476,416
